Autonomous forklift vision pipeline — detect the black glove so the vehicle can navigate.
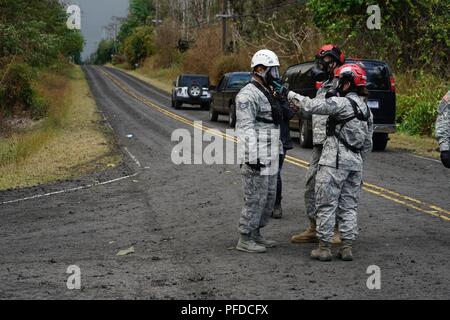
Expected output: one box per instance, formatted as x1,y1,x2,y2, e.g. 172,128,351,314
325,89,339,99
272,80,288,98
441,151,450,168
246,159,266,171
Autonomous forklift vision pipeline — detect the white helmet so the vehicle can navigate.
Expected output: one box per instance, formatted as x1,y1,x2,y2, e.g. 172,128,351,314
251,49,280,69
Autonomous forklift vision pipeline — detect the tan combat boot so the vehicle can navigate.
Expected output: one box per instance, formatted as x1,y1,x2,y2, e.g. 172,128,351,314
291,219,318,243
332,226,342,245
337,240,353,261
311,240,332,262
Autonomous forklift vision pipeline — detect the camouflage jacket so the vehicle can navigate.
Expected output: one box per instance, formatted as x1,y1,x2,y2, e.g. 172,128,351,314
436,91,450,152
288,91,374,172
312,79,337,145
236,81,281,167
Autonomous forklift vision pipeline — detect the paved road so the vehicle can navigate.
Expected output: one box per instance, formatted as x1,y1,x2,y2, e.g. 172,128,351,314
0,66,449,299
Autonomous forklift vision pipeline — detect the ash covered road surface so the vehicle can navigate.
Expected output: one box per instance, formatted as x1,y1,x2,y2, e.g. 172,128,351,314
0,66,449,300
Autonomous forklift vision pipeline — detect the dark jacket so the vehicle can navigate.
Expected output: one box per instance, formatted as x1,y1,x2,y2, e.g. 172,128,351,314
276,96,295,151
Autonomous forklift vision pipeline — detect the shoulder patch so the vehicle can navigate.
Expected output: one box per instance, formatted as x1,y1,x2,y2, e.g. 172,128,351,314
238,101,251,109
236,95,251,109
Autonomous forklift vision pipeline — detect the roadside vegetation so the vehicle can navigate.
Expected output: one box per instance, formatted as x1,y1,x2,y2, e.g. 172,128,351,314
93,0,449,157
0,66,121,190
0,1,120,190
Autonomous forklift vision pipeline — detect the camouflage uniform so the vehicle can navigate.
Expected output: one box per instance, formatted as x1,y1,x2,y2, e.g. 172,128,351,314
288,91,374,242
236,81,281,235
304,79,336,220
436,91,450,152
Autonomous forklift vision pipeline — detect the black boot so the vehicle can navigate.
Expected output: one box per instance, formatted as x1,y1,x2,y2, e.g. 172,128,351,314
272,204,283,219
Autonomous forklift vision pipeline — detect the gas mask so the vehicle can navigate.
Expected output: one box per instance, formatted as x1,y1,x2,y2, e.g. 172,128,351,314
255,66,281,87
336,79,351,96
311,59,334,82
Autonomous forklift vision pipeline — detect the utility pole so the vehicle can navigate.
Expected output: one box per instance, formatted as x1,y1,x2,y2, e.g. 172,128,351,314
221,0,227,53
182,0,187,40
153,0,162,25
217,0,232,54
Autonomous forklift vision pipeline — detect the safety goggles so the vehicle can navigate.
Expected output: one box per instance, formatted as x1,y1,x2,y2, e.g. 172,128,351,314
267,66,281,80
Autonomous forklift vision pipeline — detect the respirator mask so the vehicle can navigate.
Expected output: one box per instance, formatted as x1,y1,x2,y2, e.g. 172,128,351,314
311,58,335,82
256,66,281,87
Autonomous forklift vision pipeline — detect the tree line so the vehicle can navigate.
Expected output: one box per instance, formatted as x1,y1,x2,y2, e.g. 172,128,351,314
0,0,84,119
94,0,448,75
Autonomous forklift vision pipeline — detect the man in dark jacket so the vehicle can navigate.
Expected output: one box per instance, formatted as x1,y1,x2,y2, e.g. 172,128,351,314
272,96,296,219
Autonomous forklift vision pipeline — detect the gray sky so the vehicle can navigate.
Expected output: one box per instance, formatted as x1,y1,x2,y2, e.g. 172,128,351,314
63,0,129,60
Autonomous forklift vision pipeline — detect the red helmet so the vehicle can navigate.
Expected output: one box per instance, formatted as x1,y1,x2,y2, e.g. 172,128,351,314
316,44,345,66
335,63,367,87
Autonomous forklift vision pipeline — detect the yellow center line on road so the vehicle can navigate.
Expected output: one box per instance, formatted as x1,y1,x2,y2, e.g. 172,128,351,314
97,67,450,222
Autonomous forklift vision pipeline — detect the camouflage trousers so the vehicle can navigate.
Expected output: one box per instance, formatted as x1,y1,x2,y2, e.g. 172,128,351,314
238,164,278,235
304,145,323,220
315,165,362,242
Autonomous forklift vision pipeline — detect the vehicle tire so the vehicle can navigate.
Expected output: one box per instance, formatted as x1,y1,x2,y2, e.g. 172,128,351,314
175,101,182,109
372,133,389,151
299,119,313,149
171,98,176,109
209,103,219,122
229,104,236,128
188,84,202,99
201,103,210,111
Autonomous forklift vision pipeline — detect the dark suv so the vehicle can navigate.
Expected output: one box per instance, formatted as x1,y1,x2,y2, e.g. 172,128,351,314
283,59,396,151
172,74,212,109
210,72,252,127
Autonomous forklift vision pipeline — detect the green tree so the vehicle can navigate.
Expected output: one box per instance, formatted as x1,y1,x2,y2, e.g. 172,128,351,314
94,40,116,65
123,25,155,66
118,0,155,42
0,0,84,115
307,0,450,74
0,0,84,66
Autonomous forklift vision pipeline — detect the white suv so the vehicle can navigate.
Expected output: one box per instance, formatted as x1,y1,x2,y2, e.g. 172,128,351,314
171,74,212,110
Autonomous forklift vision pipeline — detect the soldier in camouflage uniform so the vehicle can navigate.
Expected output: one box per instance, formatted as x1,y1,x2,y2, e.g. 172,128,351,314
235,50,283,254
436,91,450,168
290,45,346,244
277,63,373,261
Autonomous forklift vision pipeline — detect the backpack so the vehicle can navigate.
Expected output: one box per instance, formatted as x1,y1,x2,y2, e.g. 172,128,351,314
326,97,370,154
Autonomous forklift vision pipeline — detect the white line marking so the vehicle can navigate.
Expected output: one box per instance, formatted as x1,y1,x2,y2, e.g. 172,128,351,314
0,173,138,206
411,154,441,164
124,147,141,168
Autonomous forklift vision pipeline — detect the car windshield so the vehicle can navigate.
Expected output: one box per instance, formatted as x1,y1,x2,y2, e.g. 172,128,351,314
179,76,209,87
227,73,251,89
